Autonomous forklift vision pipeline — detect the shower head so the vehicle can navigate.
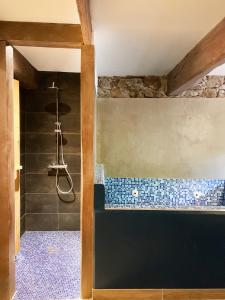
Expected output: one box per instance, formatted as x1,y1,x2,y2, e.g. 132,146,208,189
48,81,59,89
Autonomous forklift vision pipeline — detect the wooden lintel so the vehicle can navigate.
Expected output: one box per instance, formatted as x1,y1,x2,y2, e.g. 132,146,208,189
0,21,83,48
81,45,95,299
76,0,92,44
167,17,225,95
13,48,39,89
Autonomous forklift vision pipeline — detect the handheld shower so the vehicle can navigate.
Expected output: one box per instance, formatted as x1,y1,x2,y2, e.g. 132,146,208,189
48,82,74,195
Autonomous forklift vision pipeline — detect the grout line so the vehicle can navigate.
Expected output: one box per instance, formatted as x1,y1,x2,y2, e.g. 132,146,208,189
25,192,80,195
24,132,80,135
25,172,81,175
26,213,80,215
56,183,59,230
25,112,80,114
24,153,81,155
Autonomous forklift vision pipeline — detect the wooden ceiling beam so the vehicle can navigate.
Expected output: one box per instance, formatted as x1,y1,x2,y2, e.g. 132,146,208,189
76,0,92,44
167,17,225,95
13,48,39,89
0,21,83,48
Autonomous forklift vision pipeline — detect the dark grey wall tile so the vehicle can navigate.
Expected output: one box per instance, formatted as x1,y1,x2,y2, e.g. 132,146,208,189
26,213,58,231
26,112,80,134
20,174,25,196
20,154,26,175
26,133,80,153
26,174,80,193
38,72,58,89
58,193,80,213
20,88,27,112
58,72,80,92
59,92,80,114
56,174,81,193
20,111,26,132
64,154,81,173
26,194,57,213
59,213,80,230
57,192,77,204
21,194,25,216
26,153,80,174
60,113,80,133
20,133,26,154
24,89,57,113
26,112,55,133
26,153,55,174
20,215,25,236
26,174,55,193
24,90,80,114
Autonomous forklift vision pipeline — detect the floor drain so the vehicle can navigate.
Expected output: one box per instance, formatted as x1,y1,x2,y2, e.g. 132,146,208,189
47,246,58,253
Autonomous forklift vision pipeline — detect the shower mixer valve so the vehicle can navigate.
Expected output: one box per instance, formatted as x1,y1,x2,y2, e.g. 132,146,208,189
48,163,68,169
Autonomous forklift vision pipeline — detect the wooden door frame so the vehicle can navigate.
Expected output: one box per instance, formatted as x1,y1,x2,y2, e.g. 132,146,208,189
0,45,96,300
0,23,95,300
0,41,15,300
80,44,95,299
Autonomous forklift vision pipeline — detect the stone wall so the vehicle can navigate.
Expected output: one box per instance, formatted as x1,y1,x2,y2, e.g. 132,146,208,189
98,75,225,98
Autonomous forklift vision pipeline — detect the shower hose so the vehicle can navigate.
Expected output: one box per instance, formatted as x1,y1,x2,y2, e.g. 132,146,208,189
55,121,74,194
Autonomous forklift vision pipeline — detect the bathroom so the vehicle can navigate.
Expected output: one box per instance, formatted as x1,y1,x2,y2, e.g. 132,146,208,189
1,1,225,300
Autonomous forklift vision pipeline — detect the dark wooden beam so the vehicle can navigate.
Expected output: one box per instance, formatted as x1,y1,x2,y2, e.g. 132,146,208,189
76,0,92,44
81,45,95,299
0,41,15,300
0,21,83,48
13,48,39,89
167,17,225,95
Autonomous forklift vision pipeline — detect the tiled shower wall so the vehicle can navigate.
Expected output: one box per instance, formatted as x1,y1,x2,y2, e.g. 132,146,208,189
21,72,81,231
20,89,26,235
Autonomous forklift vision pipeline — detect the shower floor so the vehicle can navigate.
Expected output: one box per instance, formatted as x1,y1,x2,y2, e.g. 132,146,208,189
14,231,80,300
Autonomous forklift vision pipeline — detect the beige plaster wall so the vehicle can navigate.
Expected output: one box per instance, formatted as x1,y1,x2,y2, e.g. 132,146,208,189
96,98,225,179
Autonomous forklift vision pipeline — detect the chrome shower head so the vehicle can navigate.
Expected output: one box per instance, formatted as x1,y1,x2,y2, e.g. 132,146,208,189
48,82,59,89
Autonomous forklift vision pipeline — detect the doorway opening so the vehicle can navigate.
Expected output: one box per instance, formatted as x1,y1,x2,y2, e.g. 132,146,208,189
14,71,81,300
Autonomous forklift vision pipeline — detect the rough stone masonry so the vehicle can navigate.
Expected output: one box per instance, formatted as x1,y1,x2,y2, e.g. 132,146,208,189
98,75,225,98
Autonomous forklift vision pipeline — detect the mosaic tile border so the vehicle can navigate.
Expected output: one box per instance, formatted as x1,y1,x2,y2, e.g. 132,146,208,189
105,177,225,210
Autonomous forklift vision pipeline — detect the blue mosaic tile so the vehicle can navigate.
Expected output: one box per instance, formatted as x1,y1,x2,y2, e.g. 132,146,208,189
105,177,225,209
14,231,80,300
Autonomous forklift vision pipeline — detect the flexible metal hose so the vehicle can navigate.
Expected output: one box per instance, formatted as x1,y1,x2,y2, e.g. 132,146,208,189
54,87,74,195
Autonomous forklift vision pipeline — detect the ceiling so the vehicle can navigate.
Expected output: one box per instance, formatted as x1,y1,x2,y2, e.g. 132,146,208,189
15,47,81,73
0,0,81,73
208,64,225,76
0,0,80,23
91,0,225,76
0,0,224,76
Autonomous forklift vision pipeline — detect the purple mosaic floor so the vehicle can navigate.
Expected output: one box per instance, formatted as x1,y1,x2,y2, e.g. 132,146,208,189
14,231,80,300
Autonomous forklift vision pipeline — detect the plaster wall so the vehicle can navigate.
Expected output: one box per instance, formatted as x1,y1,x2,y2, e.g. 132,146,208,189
97,98,225,179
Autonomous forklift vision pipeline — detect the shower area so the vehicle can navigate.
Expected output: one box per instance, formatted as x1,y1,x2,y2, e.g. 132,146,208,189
16,71,81,300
